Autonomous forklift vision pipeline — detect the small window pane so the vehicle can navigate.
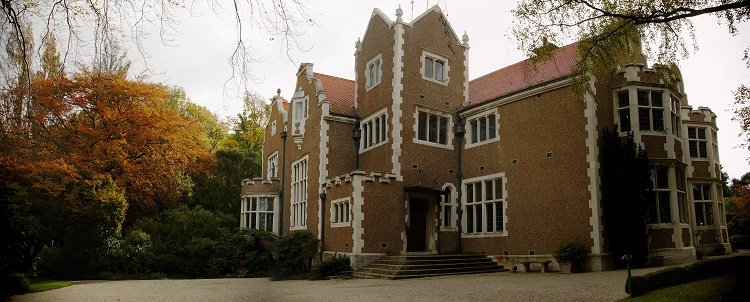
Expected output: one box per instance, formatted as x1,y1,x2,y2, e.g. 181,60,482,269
653,109,664,131
639,109,651,130
428,114,438,143
474,183,482,202
495,202,503,232
439,116,448,144
479,118,487,141
651,91,663,107
471,120,478,143
466,206,474,233
485,203,494,232
619,109,631,132
638,91,649,106
466,184,473,203
618,91,629,108
475,204,483,233
485,180,493,201
418,112,427,141
659,192,671,223
488,114,497,139
495,179,503,199
425,58,434,78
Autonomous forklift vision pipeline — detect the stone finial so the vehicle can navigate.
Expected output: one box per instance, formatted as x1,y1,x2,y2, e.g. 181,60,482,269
396,5,403,22
462,31,470,47
276,88,281,97
354,37,362,55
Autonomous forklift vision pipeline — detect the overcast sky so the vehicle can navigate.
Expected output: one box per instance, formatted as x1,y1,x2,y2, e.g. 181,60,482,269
125,0,750,180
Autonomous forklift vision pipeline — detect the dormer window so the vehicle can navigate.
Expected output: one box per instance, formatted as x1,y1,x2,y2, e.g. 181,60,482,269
422,51,449,85
365,54,382,90
294,98,308,121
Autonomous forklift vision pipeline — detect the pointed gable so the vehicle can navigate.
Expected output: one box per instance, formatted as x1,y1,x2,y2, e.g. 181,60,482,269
468,43,579,108
315,73,356,116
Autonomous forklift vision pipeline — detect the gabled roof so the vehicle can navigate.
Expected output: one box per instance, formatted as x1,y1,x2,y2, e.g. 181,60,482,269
315,73,356,116
468,43,579,108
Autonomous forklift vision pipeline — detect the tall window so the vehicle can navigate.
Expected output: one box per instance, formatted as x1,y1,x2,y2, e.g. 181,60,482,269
267,152,278,179
440,186,455,229
670,95,680,136
294,98,308,122
422,51,448,84
366,54,382,89
361,111,387,151
465,176,505,234
693,184,714,226
688,127,708,158
331,198,351,226
416,109,450,145
469,113,497,144
638,90,664,131
271,120,277,136
712,130,719,160
676,168,689,223
241,196,275,232
291,157,308,228
617,90,631,132
647,166,671,224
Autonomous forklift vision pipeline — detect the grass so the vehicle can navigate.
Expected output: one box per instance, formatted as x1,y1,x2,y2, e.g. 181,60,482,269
28,278,73,293
620,274,748,302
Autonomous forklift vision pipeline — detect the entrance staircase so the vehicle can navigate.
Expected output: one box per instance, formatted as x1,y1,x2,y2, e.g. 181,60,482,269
352,254,507,279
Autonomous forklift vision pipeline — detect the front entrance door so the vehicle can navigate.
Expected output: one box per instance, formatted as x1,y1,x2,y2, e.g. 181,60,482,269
407,199,428,252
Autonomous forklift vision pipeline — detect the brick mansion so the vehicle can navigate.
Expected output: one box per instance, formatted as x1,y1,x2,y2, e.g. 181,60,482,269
240,5,730,271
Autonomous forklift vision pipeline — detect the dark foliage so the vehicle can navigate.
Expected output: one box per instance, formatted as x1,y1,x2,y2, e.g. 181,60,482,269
310,256,352,280
600,128,651,268
0,273,30,300
273,231,319,279
626,255,750,297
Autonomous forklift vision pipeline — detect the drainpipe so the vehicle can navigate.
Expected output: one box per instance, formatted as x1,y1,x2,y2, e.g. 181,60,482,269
319,190,327,262
454,114,465,254
352,119,362,169
279,130,288,236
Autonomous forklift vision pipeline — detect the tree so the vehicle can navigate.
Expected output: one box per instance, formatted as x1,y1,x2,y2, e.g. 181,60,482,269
600,128,651,268
727,172,750,236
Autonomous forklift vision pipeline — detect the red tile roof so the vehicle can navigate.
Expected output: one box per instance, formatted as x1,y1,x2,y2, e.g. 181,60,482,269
468,43,579,108
315,73,356,116
281,98,290,112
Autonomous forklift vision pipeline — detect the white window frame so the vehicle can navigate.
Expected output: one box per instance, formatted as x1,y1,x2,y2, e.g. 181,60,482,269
413,106,453,149
290,155,308,230
330,197,351,228
465,108,499,148
462,172,507,238
360,108,388,153
440,183,456,231
616,90,632,132
421,50,449,85
293,97,309,122
693,183,714,227
365,53,383,91
647,165,672,224
267,151,278,179
688,127,708,159
670,95,680,137
240,195,278,234
271,120,277,136
637,90,665,132
676,168,689,224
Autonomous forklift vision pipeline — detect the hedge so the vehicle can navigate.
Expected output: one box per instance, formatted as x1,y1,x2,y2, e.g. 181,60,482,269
626,255,750,297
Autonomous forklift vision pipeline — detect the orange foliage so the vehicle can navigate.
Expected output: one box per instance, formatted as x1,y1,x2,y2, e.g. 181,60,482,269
28,72,214,216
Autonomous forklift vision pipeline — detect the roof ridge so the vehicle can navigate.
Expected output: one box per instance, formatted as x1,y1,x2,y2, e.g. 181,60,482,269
314,72,354,83
470,42,578,83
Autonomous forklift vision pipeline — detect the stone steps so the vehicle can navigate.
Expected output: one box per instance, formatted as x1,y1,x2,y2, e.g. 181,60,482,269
352,254,507,279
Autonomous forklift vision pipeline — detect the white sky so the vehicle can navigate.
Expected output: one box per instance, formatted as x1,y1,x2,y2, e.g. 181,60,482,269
124,0,750,180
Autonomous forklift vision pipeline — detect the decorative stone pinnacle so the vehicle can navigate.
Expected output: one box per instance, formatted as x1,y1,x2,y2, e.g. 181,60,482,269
396,5,403,22
462,31,469,46
355,37,362,55
276,88,281,97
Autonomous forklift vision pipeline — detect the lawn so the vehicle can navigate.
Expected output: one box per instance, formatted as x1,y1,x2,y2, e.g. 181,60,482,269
620,274,748,302
28,279,73,293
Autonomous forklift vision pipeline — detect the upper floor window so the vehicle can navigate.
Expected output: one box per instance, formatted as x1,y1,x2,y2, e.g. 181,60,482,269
416,108,450,147
617,90,631,132
241,196,275,233
469,112,498,145
267,152,278,179
366,54,382,90
294,98,308,122
688,127,708,158
670,95,680,136
647,165,671,224
422,51,448,85
638,90,664,131
361,110,388,151
291,157,308,229
271,121,277,136
693,184,714,226
464,175,505,234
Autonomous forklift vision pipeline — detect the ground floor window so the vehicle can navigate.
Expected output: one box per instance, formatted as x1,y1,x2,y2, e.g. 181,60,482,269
647,165,672,224
331,198,351,226
464,175,505,234
241,195,275,232
693,184,714,226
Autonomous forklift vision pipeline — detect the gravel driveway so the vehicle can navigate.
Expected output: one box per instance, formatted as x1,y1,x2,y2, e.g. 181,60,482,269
12,267,666,302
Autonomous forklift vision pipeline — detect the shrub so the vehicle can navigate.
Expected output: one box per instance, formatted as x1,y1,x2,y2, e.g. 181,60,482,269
553,240,587,263
0,273,30,298
310,256,352,280
273,231,319,279
626,255,750,297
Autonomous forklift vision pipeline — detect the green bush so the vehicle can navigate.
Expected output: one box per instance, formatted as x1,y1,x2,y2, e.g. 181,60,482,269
0,273,30,298
553,240,587,263
626,255,750,297
310,256,352,280
273,231,319,279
